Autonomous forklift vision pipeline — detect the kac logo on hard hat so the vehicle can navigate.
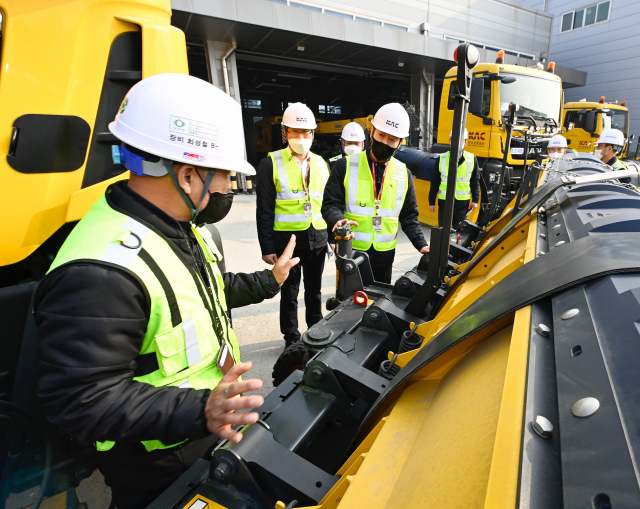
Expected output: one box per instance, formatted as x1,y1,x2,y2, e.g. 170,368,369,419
386,120,399,129
183,152,206,163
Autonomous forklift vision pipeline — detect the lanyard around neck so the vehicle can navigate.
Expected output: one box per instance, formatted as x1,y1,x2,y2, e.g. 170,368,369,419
372,161,389,214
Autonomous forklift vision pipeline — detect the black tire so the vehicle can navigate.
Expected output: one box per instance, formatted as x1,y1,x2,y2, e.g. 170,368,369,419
272,340,307,387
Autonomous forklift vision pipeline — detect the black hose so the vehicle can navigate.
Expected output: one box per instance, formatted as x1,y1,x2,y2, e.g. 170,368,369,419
0,401,52,509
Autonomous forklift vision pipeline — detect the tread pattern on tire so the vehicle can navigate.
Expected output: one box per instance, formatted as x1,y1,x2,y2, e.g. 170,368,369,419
272,340,307,387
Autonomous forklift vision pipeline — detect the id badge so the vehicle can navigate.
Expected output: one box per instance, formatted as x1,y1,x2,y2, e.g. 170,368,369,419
372,216,382,232
303,202,312,217
216,340,235,375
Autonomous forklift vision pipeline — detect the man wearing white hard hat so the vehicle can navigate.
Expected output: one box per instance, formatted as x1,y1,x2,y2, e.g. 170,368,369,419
594,128,628,170
428,128,480,230
256,103,332,347
546,134,577,161
328,121,366,171
322,103,429,284
34,74,298,508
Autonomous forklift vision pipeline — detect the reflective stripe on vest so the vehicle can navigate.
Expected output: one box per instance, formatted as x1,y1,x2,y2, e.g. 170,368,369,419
343,151,408,252
270,148,329,231
47,192,239,453
612,159,627,170
438,151,472,200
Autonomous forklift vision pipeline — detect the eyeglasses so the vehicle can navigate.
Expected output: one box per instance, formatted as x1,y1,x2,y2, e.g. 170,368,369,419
287,128,314,139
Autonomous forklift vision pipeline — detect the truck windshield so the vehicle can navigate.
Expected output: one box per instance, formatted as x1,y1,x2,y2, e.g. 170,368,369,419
500,74,562,123
603,109,628,133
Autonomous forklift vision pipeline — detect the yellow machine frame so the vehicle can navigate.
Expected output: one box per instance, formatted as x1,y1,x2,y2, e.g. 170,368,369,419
270,186,541,509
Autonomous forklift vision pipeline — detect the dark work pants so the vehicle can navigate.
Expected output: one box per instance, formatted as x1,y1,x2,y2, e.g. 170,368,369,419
97,434,219,509
372,264,393,284
437,198,470,231
276,245,326,343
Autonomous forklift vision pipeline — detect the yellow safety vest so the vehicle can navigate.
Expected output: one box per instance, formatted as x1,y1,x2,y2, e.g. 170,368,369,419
438,151,472,200
47,191,238,452
343,151,409,252
269,148,329,231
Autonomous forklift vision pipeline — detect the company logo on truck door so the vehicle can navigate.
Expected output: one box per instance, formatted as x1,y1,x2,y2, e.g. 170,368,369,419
467,131,486,147
579,141,593,148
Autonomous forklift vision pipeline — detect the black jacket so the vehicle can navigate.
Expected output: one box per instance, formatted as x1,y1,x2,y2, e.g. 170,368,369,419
35,181,280,446
321,151,428,268
255,152,334,256
428,151,480,206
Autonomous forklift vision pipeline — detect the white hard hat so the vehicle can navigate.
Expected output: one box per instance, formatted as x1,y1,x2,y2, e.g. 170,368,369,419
282,102,317,129
109,73,255,176
596,128,625,146
449,128,469,140
548,135,568,148
341,122,366,142
372,103,410,138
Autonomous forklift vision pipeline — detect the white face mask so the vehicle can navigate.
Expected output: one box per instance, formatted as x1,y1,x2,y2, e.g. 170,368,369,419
594,149,603,160
343,144,362,156
289,138,312,156
548,152,562,160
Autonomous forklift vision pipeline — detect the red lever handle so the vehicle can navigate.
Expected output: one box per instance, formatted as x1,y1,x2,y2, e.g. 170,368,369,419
353,291,368,306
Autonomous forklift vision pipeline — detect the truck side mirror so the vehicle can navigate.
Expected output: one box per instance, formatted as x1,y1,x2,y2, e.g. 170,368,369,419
469,78,484,117
630,134,636,141
584,110,597,133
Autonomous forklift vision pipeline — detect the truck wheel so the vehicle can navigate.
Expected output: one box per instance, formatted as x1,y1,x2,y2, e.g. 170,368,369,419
272,340,307,387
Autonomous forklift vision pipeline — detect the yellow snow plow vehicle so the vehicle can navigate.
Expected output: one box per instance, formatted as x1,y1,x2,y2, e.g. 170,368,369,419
4,2,640,509
562,96,633,158
400,52,564,227
155,45,640,509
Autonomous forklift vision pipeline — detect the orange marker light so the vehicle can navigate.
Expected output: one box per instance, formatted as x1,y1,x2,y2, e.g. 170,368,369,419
453,47,458,63
547,61,556,73
600,96,605,103
496,50,505,64
622,100,627,106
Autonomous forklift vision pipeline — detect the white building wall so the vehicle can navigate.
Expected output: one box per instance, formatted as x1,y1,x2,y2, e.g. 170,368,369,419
516,0,640,152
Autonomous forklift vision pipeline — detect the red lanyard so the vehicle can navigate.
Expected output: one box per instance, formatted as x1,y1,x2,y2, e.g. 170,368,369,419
298,156,311,197
372,162,389,214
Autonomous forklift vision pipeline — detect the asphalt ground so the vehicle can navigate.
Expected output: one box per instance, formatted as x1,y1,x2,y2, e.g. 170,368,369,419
7,192,431,509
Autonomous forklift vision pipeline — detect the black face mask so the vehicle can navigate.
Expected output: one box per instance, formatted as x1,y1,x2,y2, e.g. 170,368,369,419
370,136,398,163
193,191,234,226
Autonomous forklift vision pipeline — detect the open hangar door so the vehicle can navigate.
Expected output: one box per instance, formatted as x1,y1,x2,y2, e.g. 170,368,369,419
235,55,411,167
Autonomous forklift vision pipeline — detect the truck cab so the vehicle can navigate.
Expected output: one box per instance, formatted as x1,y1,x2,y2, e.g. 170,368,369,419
562,99,630,157
437,61,563,183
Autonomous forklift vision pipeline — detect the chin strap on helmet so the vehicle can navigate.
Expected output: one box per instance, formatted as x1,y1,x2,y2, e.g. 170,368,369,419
165,160,216,222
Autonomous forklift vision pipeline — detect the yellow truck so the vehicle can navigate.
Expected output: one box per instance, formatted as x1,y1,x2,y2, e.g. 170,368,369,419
562,97,631,157
408,53,563,226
